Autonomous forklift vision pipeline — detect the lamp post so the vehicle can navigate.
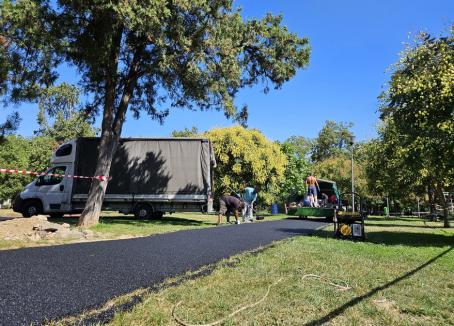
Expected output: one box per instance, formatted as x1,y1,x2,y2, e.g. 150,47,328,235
349,136,355,212
417,197,420,218
386,196,390,218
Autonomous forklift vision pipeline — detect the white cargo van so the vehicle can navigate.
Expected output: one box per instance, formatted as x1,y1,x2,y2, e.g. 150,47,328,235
13,138,216,219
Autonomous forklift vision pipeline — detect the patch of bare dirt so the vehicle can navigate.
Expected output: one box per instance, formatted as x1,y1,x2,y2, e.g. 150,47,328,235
373,298,399,314
0,215,97,242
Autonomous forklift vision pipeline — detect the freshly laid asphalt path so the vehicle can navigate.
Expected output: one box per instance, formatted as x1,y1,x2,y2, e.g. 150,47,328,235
0,218,326,325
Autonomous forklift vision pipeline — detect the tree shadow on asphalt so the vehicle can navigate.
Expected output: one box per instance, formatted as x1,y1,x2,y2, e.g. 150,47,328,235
303,246,453,326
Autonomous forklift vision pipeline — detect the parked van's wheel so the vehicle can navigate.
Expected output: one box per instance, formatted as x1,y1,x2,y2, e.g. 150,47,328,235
22,200,42,218
134,204,152,219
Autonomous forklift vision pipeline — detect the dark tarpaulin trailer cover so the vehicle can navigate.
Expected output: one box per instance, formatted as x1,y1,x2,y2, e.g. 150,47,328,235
72,138,216,196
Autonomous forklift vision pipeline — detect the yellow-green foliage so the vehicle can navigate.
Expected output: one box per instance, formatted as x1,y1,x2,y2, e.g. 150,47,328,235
204,126,287,204
381,30,454,186
313,156,368,196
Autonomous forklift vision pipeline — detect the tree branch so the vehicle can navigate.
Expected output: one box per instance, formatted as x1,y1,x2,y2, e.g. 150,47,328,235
112,44,145,137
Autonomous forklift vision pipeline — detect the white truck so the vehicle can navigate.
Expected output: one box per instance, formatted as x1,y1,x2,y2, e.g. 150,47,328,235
13,137,216,219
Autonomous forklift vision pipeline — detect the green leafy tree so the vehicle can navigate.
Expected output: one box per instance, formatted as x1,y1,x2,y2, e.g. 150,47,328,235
311,120,353,162
0,135,55,201
28,136,57,172
312,155,367,197
279,136,312,200
0,0,310,226
204,126,287,205
0,112,20,141
363,123,429,214
0,136,30,201
380,30,453,227
36,84,97,141
171,127,199,138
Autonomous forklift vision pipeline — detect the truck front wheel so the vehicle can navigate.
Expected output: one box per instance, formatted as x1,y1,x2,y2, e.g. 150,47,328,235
22,200,42,218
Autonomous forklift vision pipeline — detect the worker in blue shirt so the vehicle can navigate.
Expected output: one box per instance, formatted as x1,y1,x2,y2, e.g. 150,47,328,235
242,186,258,222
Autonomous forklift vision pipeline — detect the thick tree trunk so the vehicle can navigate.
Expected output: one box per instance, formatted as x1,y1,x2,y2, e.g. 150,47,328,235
78,133,119,227
78,26,123,227
435,184,450,228
78,41,143,227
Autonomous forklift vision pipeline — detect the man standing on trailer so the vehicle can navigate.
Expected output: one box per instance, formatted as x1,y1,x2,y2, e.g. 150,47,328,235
242,185,258,222
306,175,320,207
217,195,245,225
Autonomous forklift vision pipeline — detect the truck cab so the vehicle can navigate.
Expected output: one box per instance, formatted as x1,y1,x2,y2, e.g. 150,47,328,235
13,141,76,217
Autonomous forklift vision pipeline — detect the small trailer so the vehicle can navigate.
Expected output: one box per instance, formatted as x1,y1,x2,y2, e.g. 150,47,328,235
287,179,340,221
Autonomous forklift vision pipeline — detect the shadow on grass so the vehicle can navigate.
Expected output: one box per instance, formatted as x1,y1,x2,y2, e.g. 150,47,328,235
312,228,453,248
98,215,209,227
365,222,444,229
48,216,80,225
366,230,454,247
304,246,453,326
48,215,211,227
366,216,434,223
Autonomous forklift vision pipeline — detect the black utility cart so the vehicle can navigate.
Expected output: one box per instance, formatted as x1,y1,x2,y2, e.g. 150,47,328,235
334,192,367,240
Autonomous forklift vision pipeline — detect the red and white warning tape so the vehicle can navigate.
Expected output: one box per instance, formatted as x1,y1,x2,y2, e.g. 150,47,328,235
0,168,109,181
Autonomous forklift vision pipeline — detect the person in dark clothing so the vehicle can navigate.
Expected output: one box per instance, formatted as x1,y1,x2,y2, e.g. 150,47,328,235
217,195,245,225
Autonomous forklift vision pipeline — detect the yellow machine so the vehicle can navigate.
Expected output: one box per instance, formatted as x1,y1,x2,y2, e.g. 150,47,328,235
333,192,366,240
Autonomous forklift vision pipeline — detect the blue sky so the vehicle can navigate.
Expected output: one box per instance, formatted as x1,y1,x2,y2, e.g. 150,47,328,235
1,0,453,142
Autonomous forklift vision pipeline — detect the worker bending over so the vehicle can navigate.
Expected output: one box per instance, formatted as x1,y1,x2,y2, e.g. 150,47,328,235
217,195,245,225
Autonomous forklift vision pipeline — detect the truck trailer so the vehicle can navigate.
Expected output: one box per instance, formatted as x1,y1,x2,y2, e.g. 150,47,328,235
13,137,216,219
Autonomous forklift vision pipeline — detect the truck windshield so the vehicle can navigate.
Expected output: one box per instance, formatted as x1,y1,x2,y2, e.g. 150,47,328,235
37,166,66,186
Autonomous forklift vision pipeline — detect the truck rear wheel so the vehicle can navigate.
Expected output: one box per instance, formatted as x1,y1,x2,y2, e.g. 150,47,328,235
22,200,42,218
134,204,152,219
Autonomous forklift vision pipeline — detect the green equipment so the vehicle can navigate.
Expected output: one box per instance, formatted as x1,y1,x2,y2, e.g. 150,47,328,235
287,179,340,221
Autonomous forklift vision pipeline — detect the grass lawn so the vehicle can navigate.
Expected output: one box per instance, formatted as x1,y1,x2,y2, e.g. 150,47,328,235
89,216,453,326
